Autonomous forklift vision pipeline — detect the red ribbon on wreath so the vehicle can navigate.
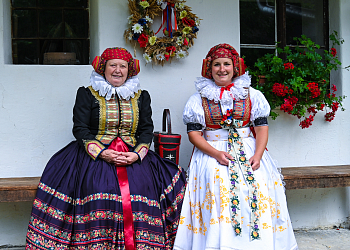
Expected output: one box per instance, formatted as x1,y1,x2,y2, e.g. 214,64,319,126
155,2,178,38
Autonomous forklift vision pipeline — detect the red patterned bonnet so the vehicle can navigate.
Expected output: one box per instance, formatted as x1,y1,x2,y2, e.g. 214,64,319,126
92,47,140,78
201,43,246,79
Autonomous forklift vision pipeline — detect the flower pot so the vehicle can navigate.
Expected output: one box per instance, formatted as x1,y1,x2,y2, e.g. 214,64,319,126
258,75,266,85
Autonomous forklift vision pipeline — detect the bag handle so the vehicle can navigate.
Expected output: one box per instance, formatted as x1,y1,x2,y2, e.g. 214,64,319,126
162,109,172,134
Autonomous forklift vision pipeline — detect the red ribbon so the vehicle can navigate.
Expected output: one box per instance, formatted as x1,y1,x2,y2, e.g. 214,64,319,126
155,2,177,37
108,138,135,250
220,83,234,99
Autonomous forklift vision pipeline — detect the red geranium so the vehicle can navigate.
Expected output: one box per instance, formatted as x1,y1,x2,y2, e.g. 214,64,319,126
138,33,148,48
280,103,293,113
250,33,346,128
280,96,298,114
288,96,298,106
284,62,294,70
299,115,314,129
325,112,335,122
331,48,337,57
332,84,337,92
307,82,321,98
331,102,340,112
272,82,293,97
307,106,317,115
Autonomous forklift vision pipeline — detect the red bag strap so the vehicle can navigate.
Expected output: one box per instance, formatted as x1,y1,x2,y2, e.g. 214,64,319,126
162,109,172,134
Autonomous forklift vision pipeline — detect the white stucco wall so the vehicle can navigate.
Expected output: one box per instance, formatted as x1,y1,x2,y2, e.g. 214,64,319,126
0,0,349,246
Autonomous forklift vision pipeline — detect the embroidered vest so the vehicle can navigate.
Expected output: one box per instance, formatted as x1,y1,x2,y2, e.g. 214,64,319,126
202,93,251,130
88,86,140,147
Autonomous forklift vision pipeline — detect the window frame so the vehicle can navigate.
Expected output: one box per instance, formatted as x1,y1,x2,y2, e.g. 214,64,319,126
11,0,90,65
240,0,329,57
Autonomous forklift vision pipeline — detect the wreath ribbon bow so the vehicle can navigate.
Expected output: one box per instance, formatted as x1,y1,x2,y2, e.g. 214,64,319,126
221,119,261,241
155,2,178,37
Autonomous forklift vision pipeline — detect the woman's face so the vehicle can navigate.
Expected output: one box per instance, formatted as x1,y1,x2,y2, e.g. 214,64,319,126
104,59,128,87
211,58,234,86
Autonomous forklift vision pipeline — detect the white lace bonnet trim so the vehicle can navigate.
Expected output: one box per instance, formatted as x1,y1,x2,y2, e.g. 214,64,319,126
89,70,141,100
195,72,251,105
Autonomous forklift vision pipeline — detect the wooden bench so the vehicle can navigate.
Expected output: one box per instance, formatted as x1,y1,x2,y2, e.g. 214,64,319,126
281,165,350,189
0,165,349,202
0,177,40,202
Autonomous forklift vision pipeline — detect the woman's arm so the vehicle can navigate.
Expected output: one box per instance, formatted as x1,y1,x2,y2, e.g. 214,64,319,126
249,126,268,171
73,87,107,160
188,131,233,166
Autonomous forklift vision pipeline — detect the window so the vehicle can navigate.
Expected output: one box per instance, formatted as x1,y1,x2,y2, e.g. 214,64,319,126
11,0,89,65
240,0,329,69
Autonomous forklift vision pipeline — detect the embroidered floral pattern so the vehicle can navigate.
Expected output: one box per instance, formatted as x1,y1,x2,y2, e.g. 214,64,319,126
160,165,183,201
27,222,168,249
38,182,161,208
221,115,261,240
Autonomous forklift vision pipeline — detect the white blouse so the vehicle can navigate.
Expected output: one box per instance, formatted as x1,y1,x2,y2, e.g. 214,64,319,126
183,72,270,128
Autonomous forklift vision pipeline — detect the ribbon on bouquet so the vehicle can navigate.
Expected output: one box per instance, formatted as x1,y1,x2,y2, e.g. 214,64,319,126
223,119,261,241
155,2,178,38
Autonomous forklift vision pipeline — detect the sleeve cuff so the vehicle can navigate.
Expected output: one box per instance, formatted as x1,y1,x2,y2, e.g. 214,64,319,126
83,140,106,160
252,117,268,127
187,122,203,133
134,143,150,161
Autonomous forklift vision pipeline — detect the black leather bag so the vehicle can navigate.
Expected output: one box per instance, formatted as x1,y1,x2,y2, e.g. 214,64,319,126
153,109,181,165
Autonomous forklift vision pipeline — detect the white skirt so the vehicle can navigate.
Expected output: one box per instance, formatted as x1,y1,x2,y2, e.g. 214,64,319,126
174,128,298,250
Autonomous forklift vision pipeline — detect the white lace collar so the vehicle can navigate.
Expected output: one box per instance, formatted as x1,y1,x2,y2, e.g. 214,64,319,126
89,70,141,100
194,72,251,105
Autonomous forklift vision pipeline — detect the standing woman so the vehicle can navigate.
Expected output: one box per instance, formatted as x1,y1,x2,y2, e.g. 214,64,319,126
173,44,298,250
25,47,186,249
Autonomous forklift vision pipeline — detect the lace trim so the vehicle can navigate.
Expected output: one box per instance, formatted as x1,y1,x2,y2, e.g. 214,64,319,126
194,72,251,105
89,70,141,100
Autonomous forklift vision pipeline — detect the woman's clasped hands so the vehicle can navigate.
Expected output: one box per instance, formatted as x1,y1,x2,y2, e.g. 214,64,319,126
100,149,139,166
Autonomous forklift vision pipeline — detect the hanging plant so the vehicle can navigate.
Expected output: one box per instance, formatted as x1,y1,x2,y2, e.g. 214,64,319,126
250,32,348,129
124,0,200,65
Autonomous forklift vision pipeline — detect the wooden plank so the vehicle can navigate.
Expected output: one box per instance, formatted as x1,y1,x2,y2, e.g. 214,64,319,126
0,177,40,202
282,165,350,189
1,165,349,201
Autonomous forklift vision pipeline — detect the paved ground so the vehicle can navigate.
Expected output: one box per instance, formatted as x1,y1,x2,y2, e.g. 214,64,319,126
1,228,350,249
295,228,350,250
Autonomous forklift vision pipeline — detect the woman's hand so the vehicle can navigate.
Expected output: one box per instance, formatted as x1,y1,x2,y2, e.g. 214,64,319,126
114,152,139,166
188,131,233,166
99,150,139,166
213,150,234,166
249,155,262,171
249,125,269,171
99,149,121,164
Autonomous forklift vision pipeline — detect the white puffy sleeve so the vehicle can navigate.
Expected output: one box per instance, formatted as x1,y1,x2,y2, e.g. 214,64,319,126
250,87,271,127
183,93,206,132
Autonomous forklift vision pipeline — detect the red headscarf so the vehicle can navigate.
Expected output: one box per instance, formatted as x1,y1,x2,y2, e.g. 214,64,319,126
92,47,140,78
201,43,246,79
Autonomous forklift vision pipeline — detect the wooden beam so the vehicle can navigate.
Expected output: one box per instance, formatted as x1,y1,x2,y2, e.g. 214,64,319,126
282,165,350,189
0,177,40,202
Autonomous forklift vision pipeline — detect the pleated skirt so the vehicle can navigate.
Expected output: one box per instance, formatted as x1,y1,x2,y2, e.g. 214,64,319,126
173,128,298,250
26,141,186,250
